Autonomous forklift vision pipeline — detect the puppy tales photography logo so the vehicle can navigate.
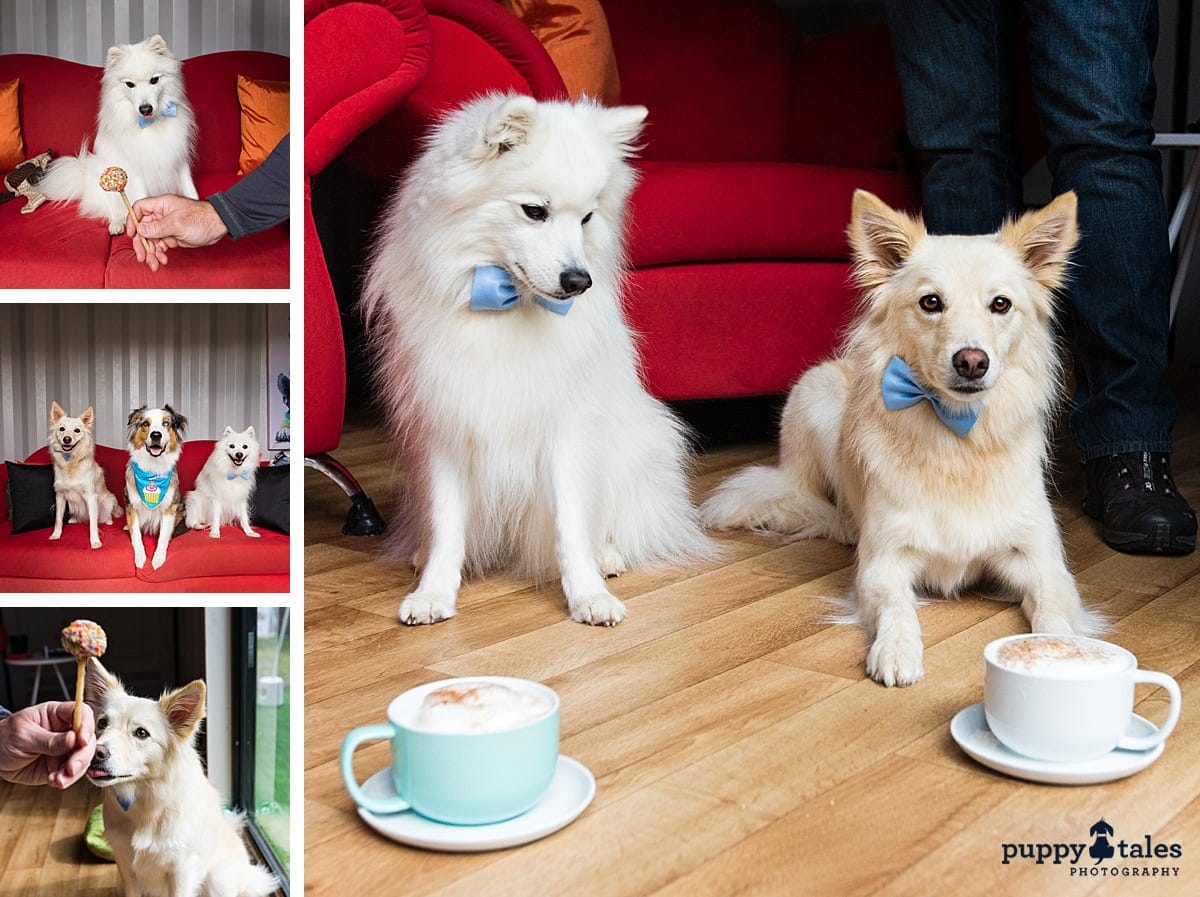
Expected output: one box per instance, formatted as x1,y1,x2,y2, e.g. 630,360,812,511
1001,819,1183,879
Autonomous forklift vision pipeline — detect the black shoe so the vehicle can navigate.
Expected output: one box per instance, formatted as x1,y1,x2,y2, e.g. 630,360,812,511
1083,452,1197,555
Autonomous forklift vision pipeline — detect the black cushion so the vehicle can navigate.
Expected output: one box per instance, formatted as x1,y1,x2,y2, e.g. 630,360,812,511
250,465,289,534
5,462,59,534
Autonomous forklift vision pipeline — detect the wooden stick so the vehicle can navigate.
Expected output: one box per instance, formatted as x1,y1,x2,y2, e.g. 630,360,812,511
118,190,155,258
73,660,85,732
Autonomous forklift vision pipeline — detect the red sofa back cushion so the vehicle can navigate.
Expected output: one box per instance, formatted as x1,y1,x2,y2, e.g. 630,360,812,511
601,0,798,162
0,51,288,175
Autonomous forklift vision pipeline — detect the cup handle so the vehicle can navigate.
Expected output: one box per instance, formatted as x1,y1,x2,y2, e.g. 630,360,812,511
341,724,412,815
1115,670,1182,752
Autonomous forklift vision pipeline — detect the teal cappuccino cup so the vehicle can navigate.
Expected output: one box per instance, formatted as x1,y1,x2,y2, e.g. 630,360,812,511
341,676,560,825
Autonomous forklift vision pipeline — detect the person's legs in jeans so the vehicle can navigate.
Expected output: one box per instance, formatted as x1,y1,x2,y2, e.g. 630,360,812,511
885,0,1022,234
1024,0,1195,553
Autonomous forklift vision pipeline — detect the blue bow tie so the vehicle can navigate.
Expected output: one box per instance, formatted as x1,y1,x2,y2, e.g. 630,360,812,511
469,265,573,316
881,356,980,437
137,100,178,129
227,470,252,480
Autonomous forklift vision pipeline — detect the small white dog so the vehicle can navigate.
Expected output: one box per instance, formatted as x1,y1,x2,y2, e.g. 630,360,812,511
704,190,1094,686
185,426,262,539
362,94,715,627
125,405,186,570
84,659,278,897
41,34,197,234
47,401,122,548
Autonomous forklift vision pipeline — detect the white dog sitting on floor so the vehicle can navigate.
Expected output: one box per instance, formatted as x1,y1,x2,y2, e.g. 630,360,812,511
704,190,1096,686
362,94,716,627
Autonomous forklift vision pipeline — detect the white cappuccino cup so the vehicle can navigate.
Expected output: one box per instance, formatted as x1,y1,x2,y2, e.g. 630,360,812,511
984,634,1182,763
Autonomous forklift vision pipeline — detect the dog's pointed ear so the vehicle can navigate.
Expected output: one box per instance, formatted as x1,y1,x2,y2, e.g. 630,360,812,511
80,406,95,429
105,45,126,68
221,426,234,438
84,658,122,710
145,35,173,58
999,191,1079,291
245,426,256,440
127,406,146,428
50,401,65,424
481,95,538,158
599,104,648,156
847,190,924,292
160,679,206,740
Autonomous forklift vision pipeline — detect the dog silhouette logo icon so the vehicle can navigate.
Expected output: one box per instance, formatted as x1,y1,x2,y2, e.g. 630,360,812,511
1089,819,1116,863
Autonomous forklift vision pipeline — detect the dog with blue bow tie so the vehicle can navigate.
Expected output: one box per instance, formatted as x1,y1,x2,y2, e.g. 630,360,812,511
362,94,716,627
40,34,197,234
185,426,261,540
705,190,1097,686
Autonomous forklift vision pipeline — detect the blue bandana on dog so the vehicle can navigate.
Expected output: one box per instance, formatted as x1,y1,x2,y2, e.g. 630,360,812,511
131,462,174,508
469,265,574,316
881,355,980,437
137,100,178,129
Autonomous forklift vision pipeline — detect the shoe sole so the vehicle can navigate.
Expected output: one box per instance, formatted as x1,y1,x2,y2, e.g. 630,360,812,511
1083,499,1196,556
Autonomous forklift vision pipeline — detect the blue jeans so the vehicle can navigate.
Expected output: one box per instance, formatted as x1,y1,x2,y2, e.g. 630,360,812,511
885,0,1176,460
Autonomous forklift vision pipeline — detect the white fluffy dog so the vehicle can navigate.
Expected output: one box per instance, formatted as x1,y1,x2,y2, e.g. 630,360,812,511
704,190,1094,686
41,34,197,234
84,660,278,897
362,94,714,627
185,426,262,539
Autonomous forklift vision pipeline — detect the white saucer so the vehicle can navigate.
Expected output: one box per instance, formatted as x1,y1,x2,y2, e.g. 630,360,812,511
355,755,595,852
950,702,1164,786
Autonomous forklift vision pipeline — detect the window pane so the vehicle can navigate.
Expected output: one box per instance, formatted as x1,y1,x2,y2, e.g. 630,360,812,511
254,608,290,871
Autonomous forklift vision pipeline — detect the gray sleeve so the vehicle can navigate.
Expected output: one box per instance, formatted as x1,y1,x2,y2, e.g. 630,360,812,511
207,133,291,240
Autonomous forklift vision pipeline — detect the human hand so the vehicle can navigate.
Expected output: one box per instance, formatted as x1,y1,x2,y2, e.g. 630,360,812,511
0,702,97,788
124,194,229,271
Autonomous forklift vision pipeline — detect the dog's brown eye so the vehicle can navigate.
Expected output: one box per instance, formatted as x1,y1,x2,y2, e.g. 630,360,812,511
149,76,159,85
991,295,1012,314
96,717,108,732
134,727,150,740
522,204,548,222
919,294,943,313
74,428,81,434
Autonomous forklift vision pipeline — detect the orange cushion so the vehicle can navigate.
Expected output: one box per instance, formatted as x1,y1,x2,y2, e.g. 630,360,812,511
236,74,289,175
0,79,24,172
497,0,620,105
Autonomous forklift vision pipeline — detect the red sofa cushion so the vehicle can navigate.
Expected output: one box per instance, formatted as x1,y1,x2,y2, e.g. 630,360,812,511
0,521,136,580
628,161,919,268
602,0,797,162
0,201,112,288
136,528,291,583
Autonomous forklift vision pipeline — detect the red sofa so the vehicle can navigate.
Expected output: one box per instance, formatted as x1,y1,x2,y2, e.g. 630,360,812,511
312,0,919,403
0,442,289,592
0,50,290,289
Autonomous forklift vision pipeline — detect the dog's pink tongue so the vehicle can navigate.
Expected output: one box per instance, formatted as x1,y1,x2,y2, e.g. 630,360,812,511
147,445,164,456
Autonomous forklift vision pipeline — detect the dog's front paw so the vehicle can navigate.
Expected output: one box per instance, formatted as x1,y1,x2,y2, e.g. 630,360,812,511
108,218,125,236
597,543,627,578
399,592,457,625
49,530,62,541
90,537,102,550
1029,611,1075,634
151,552,167,570
209,528,221,539
569,592,627,627
866,630,925,687
244,528,261,538
133,549,147,567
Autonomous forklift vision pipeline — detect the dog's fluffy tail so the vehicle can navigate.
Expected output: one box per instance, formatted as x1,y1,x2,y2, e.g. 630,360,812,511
238,864,279,897
38,142,90,201
702,463,851,543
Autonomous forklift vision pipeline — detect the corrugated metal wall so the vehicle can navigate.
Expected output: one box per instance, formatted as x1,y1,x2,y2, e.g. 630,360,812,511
0,303,277,460
0,0,289,63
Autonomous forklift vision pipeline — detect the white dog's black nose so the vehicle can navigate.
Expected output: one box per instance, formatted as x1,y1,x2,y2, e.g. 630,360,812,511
953,348,990,380
559,268,592,296
62,436,73,446
138,103,154,117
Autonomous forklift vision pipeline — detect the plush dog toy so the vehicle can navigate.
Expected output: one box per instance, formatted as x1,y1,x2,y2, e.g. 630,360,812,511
1,150,53,213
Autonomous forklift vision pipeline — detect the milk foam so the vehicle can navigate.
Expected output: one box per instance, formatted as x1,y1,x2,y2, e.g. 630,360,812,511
413,681,553,734
993,636,1127,677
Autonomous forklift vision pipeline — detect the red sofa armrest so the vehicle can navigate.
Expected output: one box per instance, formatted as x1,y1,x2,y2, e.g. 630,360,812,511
304,0,433,176
787,24,910,171
0,461,9,523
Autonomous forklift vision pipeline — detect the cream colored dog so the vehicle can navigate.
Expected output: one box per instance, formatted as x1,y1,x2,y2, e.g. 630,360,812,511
48,402,122,549
704,190,1095,686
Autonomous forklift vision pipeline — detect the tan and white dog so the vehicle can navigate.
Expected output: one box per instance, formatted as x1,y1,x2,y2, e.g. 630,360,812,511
125,405,186,569
48,402,122,548
704,190,1095,686
84,659,278,897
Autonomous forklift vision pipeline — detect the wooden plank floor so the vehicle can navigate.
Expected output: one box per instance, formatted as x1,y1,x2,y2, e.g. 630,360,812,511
305,377,1200,897
0,779,117,897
